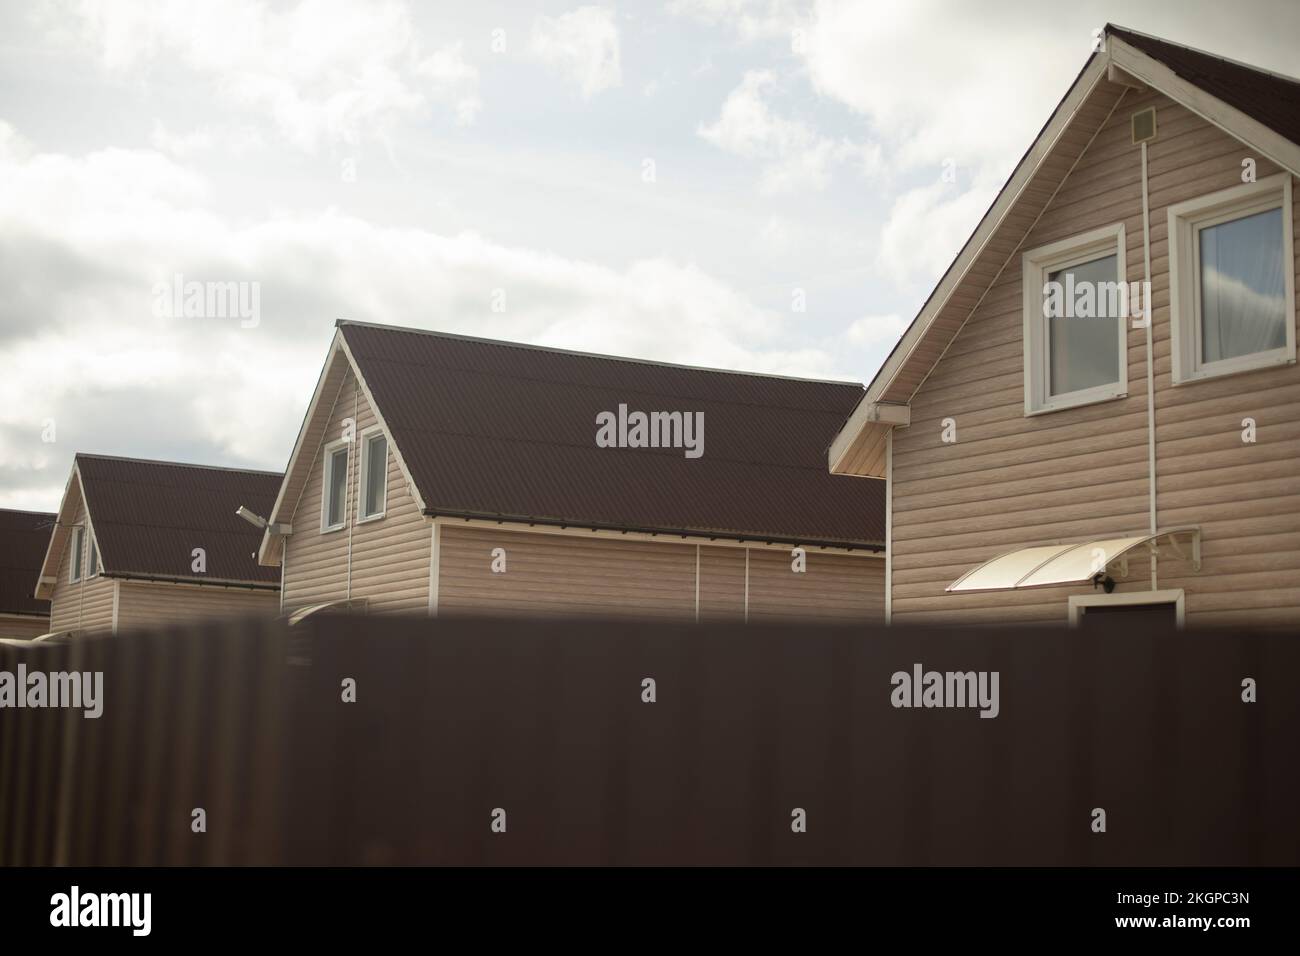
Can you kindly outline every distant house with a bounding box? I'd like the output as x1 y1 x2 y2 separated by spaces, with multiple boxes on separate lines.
35 455 282 635
0 509 56 640
830 25 1300 628
257 320 885 622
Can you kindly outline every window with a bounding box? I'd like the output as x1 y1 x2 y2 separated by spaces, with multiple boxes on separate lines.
322 441 349 532
87 532 99 577
1022 223 1128 415
1168 172 1295 383
70 526 84 582
358 428 388 521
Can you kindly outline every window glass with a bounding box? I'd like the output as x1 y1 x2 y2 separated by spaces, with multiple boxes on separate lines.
327 446 348 527
1199 207 1286 364
1046 253 1120 396
363 434 387 518
87 535 98 576
71 527 84 580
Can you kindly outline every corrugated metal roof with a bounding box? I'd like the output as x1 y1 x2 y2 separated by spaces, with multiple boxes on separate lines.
0 509 56 616
1109 26 1300 148
340 322 885 548
77 455 282 585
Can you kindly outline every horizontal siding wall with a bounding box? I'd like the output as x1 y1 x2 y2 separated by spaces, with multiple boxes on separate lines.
48 480 114 635
281 365 431 616
892 86 1300 627
116 581 279 631
0 616 51 640
439 524 884 623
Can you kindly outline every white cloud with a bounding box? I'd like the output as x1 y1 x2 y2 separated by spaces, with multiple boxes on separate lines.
876 176 998 286
63 0 483 150
0 128 856 508
668 0 807 42
530 6 622 99
844 313 906 348
699 70 880 194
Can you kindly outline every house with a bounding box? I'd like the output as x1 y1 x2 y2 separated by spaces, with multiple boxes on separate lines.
35 455 282 635
257 320 886 622
0 509 56 640
829 25 1300 628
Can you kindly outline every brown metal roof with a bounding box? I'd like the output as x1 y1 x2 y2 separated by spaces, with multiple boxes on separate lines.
1108 25 1300 147
0 509 56 617
339 322 885 548
77 455 282 586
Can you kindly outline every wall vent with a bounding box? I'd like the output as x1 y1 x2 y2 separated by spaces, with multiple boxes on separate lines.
1131 107 1157 145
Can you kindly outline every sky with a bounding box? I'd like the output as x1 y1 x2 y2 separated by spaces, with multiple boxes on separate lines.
2 0 1298 511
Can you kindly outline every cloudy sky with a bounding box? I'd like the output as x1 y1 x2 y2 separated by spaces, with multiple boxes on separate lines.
2 0 1298 511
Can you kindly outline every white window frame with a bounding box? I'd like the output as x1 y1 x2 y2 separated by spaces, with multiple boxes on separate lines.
1168 172 1296 384
1068 588 1185 629
69 525 84 582
357 426 388 523
321 438 350 533
1022 222 1129 415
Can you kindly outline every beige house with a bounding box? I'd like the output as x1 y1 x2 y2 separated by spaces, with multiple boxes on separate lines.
257 320 886 623
831 25 1300 628
0 509 55 640
35 455 282 635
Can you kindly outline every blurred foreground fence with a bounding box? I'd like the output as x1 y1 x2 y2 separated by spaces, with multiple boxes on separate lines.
2 615 1298 865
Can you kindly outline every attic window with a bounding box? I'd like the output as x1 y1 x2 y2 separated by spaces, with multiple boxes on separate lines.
1021 223 1129 415
1167 173 1295 383
358 428 388 521
70 526 84 582
87 533 99 578
322 441 349 532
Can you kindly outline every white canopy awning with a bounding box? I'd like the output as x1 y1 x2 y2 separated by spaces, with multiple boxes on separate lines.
947 527 1201 593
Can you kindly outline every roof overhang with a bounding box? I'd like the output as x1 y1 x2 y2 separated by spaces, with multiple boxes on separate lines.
829 26 1300 475
947 527 1201 593
828 402 909 478
34 462 86 600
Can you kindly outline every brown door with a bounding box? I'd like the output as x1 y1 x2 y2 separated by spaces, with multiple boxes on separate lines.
1077 601 1178 631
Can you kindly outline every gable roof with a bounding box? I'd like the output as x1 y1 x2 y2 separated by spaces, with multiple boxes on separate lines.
0 509 56 617
830 24 1300 477
265 320 885 555
37 455 282 596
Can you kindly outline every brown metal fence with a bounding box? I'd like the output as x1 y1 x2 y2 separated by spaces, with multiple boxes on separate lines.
2 615 1297 865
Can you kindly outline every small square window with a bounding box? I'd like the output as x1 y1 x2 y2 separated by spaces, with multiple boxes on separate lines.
1168 172 1296 384
322 442 349 532
358 430 388 521
1022 223 1129 415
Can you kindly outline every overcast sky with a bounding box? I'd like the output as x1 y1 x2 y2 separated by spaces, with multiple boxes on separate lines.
2 0 1298 512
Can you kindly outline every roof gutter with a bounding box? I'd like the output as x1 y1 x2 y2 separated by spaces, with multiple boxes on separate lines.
422 507 885 553
101 571 281 591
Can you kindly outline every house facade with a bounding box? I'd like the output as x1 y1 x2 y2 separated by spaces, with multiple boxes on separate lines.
831 26 1300 628
259 321 886 623
35 455 282 635
0 510 56 640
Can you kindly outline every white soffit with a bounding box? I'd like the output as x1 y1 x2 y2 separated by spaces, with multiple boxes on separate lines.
947 528 1201 593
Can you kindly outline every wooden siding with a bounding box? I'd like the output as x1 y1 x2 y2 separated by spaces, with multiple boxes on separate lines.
115 581 278 631
281 364 431 615
439 524 884 623
0 615 50 641
891 88 1300 627
47 479 114 635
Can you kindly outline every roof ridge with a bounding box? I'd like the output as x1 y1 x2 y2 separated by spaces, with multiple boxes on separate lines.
336 318 865 389
75 452 283 478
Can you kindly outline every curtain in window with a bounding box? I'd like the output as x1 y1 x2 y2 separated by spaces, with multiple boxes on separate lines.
1200 207 1286 363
